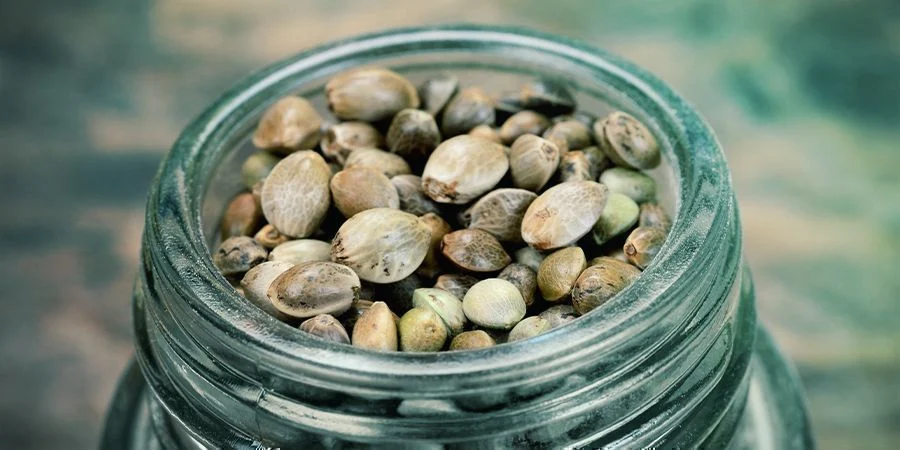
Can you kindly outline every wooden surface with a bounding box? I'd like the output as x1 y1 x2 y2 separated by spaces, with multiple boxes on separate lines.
0 1 897 448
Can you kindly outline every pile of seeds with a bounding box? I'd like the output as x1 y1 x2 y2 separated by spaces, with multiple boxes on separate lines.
212 67 671 352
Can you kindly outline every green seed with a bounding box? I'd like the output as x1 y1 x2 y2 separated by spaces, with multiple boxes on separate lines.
499 110 551 145
220 192 263 239
386 108 441 160
498 263 538 307
268 239 332 265
441 87 496 136
299 314 351 344
592 192 640 245
462 278 526 330
252 96 322 153
639 202 672 231
433 274 479 300
412 288 466 336
539 305 578 328
571 258 641 315
399 307 448 352
352 301 399 351
213 236 268 276
441 229 511 273
267 261 359 318
449 330 496 351
623 226 667 269
241 152 281 189
537 246 587 302
596 111 660 170
508 316 552 342
599 167 657 204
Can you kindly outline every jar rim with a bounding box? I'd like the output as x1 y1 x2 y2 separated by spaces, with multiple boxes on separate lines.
145 25 732 387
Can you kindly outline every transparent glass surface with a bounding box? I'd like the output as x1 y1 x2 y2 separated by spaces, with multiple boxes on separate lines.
101 25 813 449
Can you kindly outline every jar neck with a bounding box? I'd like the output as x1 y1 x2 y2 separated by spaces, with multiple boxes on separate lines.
133 25 753 448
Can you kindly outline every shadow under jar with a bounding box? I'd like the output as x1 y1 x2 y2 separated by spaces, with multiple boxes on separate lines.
101 26 813 449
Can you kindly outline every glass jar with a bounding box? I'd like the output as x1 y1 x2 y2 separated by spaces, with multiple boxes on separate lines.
101 26 813 449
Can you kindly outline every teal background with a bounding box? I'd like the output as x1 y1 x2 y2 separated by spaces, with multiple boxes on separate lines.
0 1 897 448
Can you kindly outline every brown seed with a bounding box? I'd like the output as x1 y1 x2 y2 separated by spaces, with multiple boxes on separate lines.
299 314 351 344
464 188 537 243
330 167 399 218
417 213 452 278
398 307 448 352
220 192 262 239
449 330 496 351
418 75 458 116
352 301 399 351
326 67 419 122
509 135 561 192
267 261 360 318
639 202 672 231
320 121 384 165
499 110 551 145
252 96 323 153
341 299 374 331
543 120 592 152
213 236 268 276
441 229 511 273
623 226 667 269
498 263 538 307
386 108 441 160
433 274 479 300
390 174 440 216
260 151 331 238
557 150 592 183
253 224 290 249
537 247 587 302
521 181 609 251
571 258 641 315
467 124 502 143
241 152 281 189
596 111 661 170
441 87 496 136
421 135 509 204
344 148 412 178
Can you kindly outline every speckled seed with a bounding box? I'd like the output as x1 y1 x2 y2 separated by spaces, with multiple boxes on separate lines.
399 307 448 352
639 202 672 231
213 236 268 276
330 167 399 218
583 145 611 177
351 301 398 351
498 263 538 307
331 208 431 283
414 213 450 278
412 288 466 336
421 135 509 204
418 75 458 116
252 96 323 153
462 278 527 330
326 67 419 122
539 305 579 329
441 87 496 136
509 134 560 192
220 192 262 239
260 151 331 238
592 192 640 245
537 247 587 302
239 261 295 321
344 148 412 178
241 152 281 189
386 108 441 160
320 121 384 165
254 224 290 249
558 150 592 183
340 299 373 332
521 181 609 251
433 274 479 300
467 125 502 143
596 111 661 170
543 120 592 152
499 110 551 145
267 262 359 318
464 188 537 243
441 229 511 273
299 314 351 344
268 239 332 265
449 330 496 351
599 167 657 204
508 316 552 342
390 174 440 216
514 246 545 272
571 258 641 315
624 226 667 269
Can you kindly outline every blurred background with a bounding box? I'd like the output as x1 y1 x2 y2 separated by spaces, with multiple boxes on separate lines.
0 0 897 448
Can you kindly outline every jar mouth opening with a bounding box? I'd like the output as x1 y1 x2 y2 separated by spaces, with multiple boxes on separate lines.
148 25 730 380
